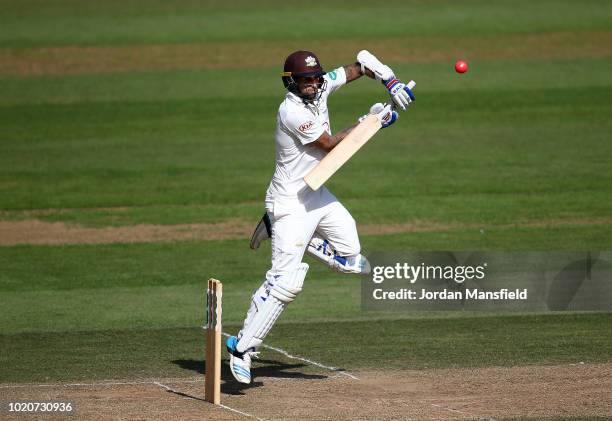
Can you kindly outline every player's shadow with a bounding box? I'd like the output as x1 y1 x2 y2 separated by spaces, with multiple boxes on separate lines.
172 358 328 395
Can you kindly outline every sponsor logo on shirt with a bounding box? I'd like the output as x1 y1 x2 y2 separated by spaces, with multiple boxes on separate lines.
299 121 314 132
328 71 337 80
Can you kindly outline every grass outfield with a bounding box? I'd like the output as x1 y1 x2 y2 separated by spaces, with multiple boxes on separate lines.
2 314 611 383
1 0 611 395
2 63 611 217
1 0 610 47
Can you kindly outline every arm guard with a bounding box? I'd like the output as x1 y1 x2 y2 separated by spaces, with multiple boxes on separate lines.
357 50 394 81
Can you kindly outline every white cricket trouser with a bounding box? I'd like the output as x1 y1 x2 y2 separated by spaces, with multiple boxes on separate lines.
235 187 361 351
266 186 360 275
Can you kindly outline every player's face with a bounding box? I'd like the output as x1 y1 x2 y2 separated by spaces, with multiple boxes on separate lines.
296 76 320 99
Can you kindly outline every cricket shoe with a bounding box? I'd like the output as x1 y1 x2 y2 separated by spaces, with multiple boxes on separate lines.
226 336 258 384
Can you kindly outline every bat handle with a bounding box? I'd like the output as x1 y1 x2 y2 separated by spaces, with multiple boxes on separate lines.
407 80 416 89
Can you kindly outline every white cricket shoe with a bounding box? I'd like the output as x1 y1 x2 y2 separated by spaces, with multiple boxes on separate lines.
226 336 258 384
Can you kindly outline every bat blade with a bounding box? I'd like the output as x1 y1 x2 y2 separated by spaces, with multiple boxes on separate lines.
304 80 415 191
304 114 381 190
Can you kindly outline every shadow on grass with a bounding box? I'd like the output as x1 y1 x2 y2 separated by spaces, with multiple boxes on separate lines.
172 358 327 395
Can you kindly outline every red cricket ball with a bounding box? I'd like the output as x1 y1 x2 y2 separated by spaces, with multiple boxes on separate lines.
455 60 468 73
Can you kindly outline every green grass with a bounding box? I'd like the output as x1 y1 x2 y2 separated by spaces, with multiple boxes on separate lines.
2 313 611 383
0 0 611 387
1 238 611 384
1 0 610 47
1 234 611 336
2 78 610 222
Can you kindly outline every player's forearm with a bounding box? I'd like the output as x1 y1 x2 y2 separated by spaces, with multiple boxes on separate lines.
343 62 375 83
313 123 359 152
327 123 359 151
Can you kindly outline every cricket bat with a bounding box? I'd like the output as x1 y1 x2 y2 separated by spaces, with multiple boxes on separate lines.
304 81 415 191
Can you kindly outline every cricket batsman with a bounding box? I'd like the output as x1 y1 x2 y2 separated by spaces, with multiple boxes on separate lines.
226 50 415 383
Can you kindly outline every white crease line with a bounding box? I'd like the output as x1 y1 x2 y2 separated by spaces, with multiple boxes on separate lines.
259 342 359 380
217 330 359 380
154 382 264 420
218 403 265 421
0 378 204 389
154 381 178 392
430 403 472 417
0 380 157 389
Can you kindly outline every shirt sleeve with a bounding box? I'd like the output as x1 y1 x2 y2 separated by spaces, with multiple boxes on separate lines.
323 66 347 94
282 111 326 146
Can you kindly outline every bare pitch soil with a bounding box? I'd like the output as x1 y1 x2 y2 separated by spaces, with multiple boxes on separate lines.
2 363 611 420
0 218 460 245
1 31 611 76
2 217 612 246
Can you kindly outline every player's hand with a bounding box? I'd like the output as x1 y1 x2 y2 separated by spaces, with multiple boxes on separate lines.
383 78 415 111
361 103 398 129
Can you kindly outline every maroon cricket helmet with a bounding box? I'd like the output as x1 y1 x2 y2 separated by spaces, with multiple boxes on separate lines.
281 50 327 101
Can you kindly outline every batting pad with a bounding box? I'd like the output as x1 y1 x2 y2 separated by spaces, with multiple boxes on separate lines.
236 263 309 353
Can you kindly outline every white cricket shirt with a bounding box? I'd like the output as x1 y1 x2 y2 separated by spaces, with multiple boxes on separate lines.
266 67 347 201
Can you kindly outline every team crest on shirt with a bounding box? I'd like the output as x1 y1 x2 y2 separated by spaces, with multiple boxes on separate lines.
299 121 314 132
305 56 317 67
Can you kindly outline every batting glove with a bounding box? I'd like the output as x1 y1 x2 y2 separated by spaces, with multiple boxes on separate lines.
359 103 398 129
383 78 415 111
